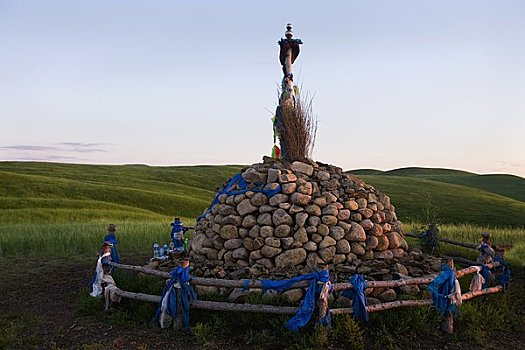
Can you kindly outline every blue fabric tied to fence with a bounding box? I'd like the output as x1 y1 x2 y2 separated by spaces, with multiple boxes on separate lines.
262 270 331 332
494 257 511 290
480 264 492 289
197 173 282 222
102 234 120 264
341 274 369 321
156 266 197 329
428 265 458 316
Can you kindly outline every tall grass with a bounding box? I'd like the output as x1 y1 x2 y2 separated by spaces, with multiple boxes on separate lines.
0 219 193 257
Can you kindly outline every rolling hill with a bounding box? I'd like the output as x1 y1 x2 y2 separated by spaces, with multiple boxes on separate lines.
349 167 525 203
1 162 524 227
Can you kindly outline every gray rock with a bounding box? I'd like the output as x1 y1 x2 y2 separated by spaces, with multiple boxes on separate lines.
337 209 351 221
260 226 274 238
374 250 394 260
279 203 291 210
332 254 346 265
366 235 379 250
283 289 304 303
264 237 281 248
386 231 401 248
297 182 313 195
319 236 337 249
356 198 368 209
305 204 321 216
317 224 329 236
259 205 276 214
290 193 311 206
242 169 267 183
293 227 308 243
359 219 374 231
335 239 351 254
243 238 254 251
272 209 293 226
399 285 420 296
257 213 273 226
258 258 274 270
275 248 307 268
281 183 297 194
224 238 243 250
248 225 260 238
253 237 265 250
322 215 338 226
232 247 249 260
274 224 292 238
394 263 409 275
344 200 359 210
267 168 281 183
311 233 323 243
222 215 243 226
346 223 366 242
281 237 295 249
308 215 321 226
322 204 339 216
279 173 297 183
242 215 257 228
261 245 282 258
220 225 239 239
306 252 323 268
376 235 390 251
350 242 366 256
289 204 304 214
269 193 289 206
313 197 327 207
378 289 397 302
370 223 383 236
291 161 314 176
250 193 268 207
316 170 330 181
295 212 308 228
319 246 336 262
303 241 318 251
329 226 345 240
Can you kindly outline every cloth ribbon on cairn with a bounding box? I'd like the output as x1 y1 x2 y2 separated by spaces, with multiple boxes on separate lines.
197 173 281 222
262 269 332 331
341 274 369 321
427 264 462 316
156 265 197 329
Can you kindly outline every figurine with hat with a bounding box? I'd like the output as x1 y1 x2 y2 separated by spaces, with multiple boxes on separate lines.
102 223 120 264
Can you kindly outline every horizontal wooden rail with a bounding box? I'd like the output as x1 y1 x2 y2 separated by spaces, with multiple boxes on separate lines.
114 289 299 314
110 261 500 293
114 285 504 316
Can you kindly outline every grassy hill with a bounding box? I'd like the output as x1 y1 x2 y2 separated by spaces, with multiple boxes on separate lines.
1 162 524 227
0 162 241 224
349 167 525 204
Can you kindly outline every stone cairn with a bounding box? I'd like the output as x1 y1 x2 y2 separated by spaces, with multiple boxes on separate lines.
190 157 442 302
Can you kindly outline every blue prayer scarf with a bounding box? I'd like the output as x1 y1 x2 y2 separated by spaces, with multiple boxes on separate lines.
262 270 331 331
103 234 120 264
428 265 457 316
341 274 369 321
156 266 197 329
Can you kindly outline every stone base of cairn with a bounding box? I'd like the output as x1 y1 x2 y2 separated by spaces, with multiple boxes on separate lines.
190 157 441 302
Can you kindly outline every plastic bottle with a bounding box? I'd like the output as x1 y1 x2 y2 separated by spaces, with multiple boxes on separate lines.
159 245 165 257
163 245 169 256
183 237 189 251
169 241 175 253
153 242 160 259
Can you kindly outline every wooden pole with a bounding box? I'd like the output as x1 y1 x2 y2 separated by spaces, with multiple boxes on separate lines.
405 232 478 250
114 289 300 315
110 261 500 292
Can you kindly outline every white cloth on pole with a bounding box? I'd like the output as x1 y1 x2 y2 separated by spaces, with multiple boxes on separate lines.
90 252 111 298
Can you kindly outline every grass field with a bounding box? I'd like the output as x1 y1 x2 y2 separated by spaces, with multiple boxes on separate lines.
1 161 524 349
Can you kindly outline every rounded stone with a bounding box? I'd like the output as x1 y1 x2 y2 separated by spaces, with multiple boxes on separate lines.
250 192 268 207
329 226 345 240
317 224 330 236
359 219 374 231
290 193 311 206
260 226 274 238
224 238 243 250
303 241 318 251
335 239 351 254
318 246 336 262
269 194 289 206
272 209 293 226
242 215 257 228
261 245 282 258
305 205 321 216
350 242 366 256
220 225 239 239
264 237 281 248
293 227 308 244
322 215 338 226
319 236 337 249
274 224 292 238
295 212 308 228
275 248 307 268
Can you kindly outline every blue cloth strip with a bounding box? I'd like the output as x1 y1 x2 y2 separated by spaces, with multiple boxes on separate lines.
262 270 330 332
428 265 457 316
341 274 369 321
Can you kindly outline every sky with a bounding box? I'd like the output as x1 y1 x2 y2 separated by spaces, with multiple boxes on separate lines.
1 0 524 177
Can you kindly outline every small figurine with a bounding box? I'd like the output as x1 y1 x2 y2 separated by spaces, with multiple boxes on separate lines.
477 232 495 264
171 218 191 252
103 224 120 263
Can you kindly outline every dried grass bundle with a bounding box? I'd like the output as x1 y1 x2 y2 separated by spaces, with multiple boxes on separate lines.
275 92 318 162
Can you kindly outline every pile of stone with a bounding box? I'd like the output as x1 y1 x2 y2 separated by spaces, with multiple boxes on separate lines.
190 157 435 283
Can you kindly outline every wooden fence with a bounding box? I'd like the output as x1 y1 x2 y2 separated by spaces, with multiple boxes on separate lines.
107 260 504 333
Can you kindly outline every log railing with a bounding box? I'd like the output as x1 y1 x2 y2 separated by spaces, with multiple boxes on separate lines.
107 260 504 331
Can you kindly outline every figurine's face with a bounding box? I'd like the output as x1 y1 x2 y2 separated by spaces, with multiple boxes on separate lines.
180 260 190 268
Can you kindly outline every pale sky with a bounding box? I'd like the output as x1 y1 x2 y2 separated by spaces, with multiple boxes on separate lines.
1 1 524 177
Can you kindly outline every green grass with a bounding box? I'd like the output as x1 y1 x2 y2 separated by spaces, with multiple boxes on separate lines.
350 166 525 203
359 175 525 227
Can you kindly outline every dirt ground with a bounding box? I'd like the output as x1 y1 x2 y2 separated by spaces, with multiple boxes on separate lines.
0 256 523 350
